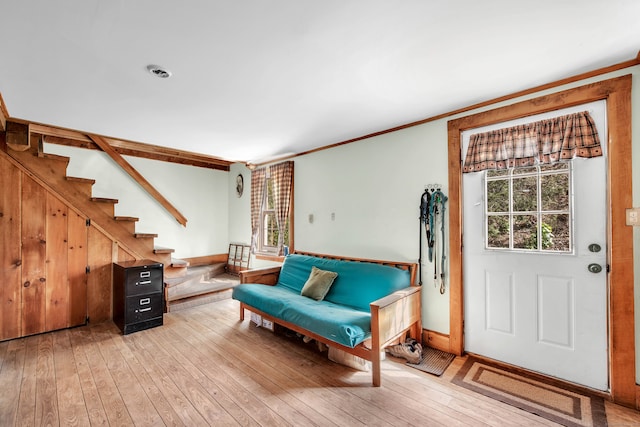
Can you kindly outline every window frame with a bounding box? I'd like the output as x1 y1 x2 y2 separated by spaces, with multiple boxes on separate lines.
483 162 574 254
254 169 293 259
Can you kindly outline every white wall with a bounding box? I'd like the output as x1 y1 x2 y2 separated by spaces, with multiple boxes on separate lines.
44 143 229 259
236 66 640 379
228 162 252 246
294 125 451 332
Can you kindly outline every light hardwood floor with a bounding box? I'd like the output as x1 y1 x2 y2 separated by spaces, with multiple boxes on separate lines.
1 298 639 426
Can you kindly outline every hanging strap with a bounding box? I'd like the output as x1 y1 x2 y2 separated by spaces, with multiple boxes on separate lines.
418 190 430 286
427 193 436 262
430 190 448 294
438 191 447 294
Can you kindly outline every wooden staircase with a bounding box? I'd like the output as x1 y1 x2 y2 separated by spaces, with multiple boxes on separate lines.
2 138 191 286
2 127 245 314
0 115 242 333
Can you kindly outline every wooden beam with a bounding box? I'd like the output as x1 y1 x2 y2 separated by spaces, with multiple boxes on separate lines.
30 123 92 144
0 92 8 132
29 122 231 170
5 120 30 152
88 134 188 227
104 137 231 170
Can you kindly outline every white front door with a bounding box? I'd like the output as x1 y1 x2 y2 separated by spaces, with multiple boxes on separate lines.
462 102 608 391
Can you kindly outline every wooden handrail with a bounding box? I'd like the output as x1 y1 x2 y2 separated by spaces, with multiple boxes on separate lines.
88 134 188 227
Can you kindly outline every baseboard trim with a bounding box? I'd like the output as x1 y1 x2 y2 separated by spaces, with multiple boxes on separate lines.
422 329 452 353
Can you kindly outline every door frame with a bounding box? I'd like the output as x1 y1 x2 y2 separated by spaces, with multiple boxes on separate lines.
447 75 635 406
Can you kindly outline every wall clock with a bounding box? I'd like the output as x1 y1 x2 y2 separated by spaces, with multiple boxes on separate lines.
236 174 244 197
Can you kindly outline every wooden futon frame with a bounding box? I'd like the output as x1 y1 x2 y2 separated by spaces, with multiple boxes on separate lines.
238 251 422 386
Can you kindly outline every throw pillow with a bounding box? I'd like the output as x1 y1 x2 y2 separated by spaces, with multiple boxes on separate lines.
300 266 338 301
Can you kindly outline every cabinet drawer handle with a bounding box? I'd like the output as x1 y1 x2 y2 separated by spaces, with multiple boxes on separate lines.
138 307 151 313
140 271 151 278
138 280 152 286
140 298 151 305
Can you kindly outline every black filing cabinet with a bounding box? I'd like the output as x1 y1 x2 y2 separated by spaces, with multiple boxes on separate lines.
113 260 164 334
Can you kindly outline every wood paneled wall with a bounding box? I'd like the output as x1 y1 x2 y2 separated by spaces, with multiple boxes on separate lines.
1 153 123 341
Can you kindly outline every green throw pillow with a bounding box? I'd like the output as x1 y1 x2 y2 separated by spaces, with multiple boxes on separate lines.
300 266 338 301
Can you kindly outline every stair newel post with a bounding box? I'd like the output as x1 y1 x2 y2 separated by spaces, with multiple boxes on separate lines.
5 120 30 152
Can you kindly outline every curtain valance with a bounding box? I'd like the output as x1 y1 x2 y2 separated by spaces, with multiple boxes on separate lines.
463 111 602 173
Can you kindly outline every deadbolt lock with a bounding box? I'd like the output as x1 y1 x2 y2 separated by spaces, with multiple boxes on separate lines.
588 243 602 253
588 263 603 273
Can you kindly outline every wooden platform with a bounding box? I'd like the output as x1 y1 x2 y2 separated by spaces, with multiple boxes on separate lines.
165 263 240 312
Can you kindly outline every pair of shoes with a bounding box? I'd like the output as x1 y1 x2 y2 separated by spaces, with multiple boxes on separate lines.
404 338 422 356
386 340 422 364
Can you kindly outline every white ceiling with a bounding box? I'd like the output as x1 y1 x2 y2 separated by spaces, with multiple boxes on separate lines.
1 1 639 163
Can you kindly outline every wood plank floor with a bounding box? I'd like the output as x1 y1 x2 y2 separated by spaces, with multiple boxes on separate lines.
1 298 639 426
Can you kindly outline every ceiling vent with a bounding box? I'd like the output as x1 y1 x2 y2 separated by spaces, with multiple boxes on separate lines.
146 65 172 79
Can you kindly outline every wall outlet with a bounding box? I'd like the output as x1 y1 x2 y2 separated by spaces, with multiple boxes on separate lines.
626 208 640 226
261 319 274 331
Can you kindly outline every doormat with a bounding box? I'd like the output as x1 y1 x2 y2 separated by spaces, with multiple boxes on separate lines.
452 357 607 427
406 347 456 376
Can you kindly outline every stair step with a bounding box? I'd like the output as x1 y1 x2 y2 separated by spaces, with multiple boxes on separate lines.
167 274 239 302
90 197 118 216
113 216 139 233
91 197 118 204
166 289 233 312
39 152 70 163
164 263 227 289
66 176 96 185
115 216 139 222
166 269 239 312
134 233 158 239
153 247 175 254
170 258 188 267
65 176 96 197
163 257 188 279
39 152 70 175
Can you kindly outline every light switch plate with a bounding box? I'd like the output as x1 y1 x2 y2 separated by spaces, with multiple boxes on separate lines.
626 208 640 226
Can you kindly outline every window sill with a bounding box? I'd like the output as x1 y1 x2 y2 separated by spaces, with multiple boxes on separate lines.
255 253 285 263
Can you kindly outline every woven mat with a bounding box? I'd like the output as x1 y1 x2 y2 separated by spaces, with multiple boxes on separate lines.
406 347 456 376
452 357 607 427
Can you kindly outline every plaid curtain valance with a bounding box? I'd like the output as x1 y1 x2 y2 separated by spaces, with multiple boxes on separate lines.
463 111 602 173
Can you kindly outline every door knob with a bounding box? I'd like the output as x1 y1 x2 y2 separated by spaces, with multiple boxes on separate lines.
588 263 602 273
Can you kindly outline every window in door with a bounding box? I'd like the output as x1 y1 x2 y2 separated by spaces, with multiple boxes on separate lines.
485 162 572 252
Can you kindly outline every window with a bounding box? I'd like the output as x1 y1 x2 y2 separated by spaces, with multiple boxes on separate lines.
485 163 572 252
250 161 293 257
259 176 290 253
